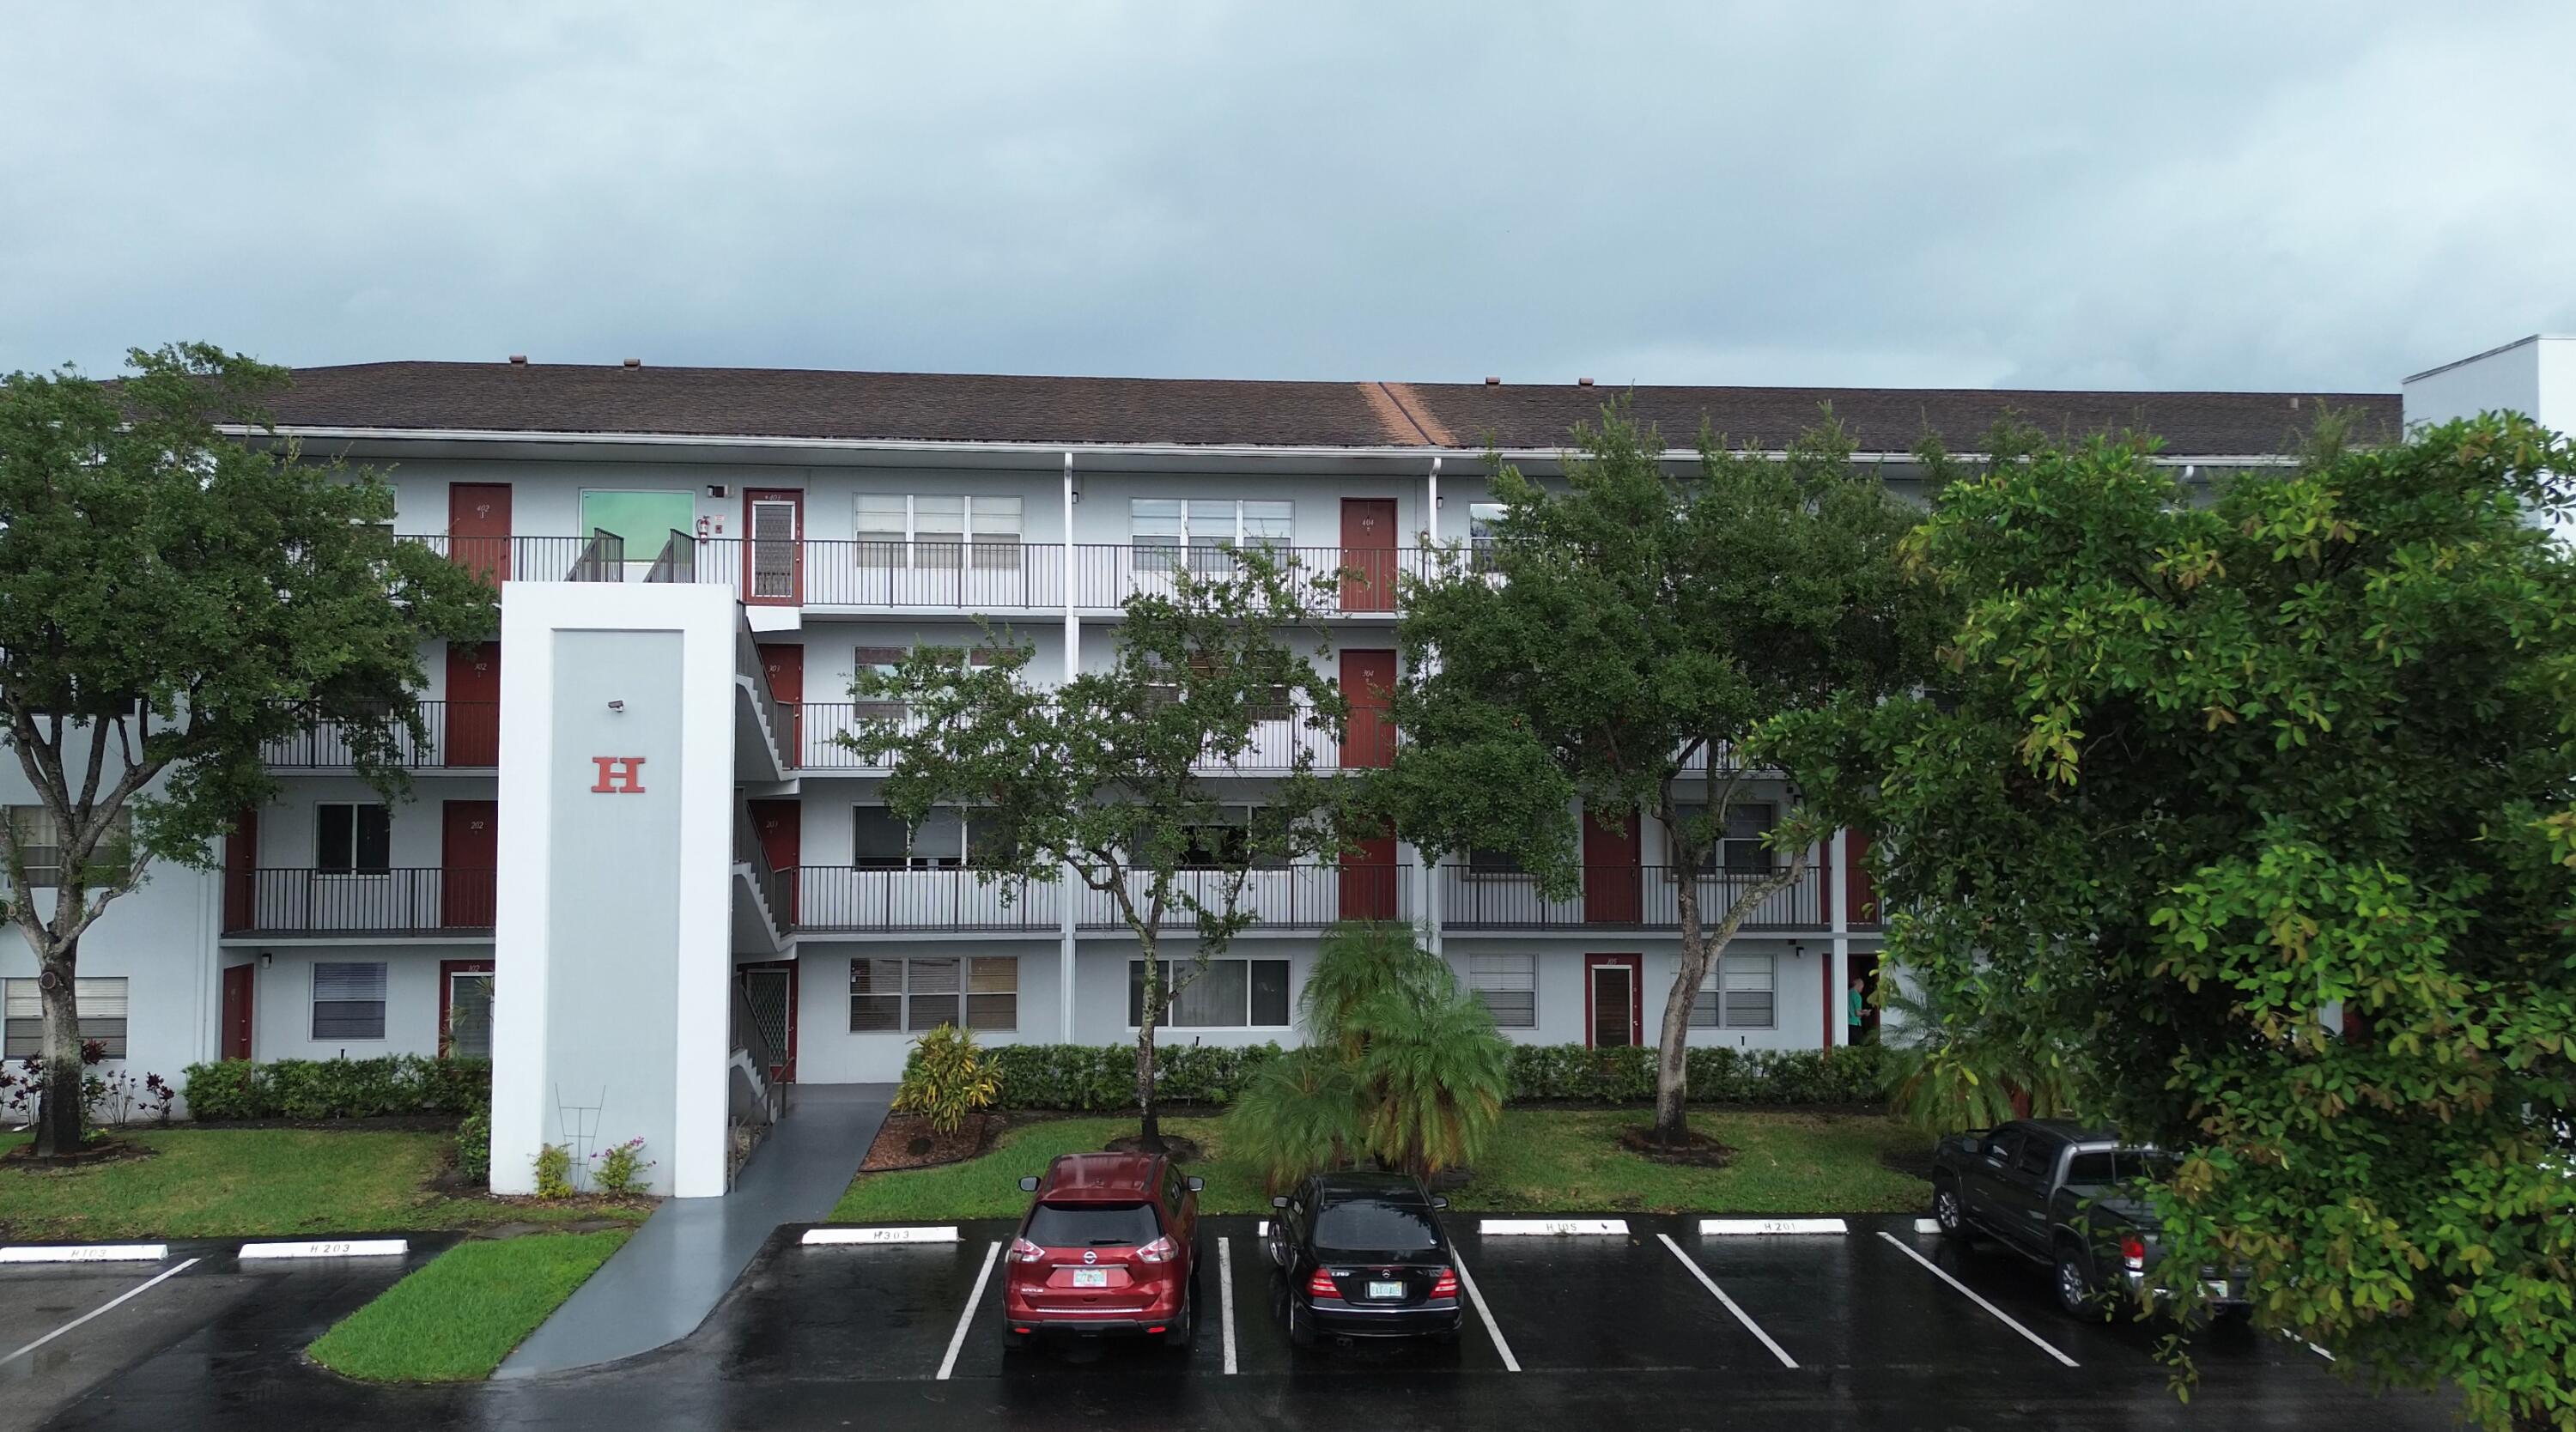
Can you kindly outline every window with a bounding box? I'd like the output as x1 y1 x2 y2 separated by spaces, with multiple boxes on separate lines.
1165 804 1288 870
446 968 495 1059
853 807 1011 868
2011 1133 2058 1180
849 956 1016 1033
5 806 132 888
1467 954 1536 1028
578 490 695 560
1689 953 1777 1028
1468 502 1508 571
316 804 392 875
1680 803 1777 876
1465 846 1525 877
312 962 388 1041
3 976 128 1058
1129 498 1294 571
856 495 1024 569
1128 958 1291 1028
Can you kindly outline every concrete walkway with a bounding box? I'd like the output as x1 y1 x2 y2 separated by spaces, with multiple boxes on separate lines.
498 1083 892 1378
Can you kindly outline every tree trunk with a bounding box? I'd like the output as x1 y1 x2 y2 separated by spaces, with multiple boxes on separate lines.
1654 875 1710 1145
33 945 83 1157
1133 935 1164 1152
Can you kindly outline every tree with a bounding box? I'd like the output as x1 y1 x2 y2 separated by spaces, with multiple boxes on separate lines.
0 345 497 1156
848 550 1350 1150
1379 404 1941 1144
1777 416 2576 1431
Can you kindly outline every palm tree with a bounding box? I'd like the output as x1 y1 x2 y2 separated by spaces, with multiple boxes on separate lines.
1877 976 2081 1133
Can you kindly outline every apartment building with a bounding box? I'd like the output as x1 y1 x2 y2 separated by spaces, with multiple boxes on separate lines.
15 346 2506 1196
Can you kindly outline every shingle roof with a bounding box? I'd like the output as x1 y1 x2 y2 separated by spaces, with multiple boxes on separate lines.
264 361 2401 458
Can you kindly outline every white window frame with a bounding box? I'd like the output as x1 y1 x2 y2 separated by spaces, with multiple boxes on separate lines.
445 968 495 1059
848 956 1017 1034
1127 956 1295 1030
1690 952 1777 1029
854 495 1024 569
315 803 392 876
5 806 132 889
3 976 129 1059
1466 954 1537 1029
851 805 1009 869
1468 501 1509 571
312 961 389 1042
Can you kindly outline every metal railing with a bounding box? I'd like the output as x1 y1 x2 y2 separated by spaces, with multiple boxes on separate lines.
220 868 498 935
790 702 1335 773
1437 864 1826 931
645 528 696 583
737 616 790 772
790 866 1062 932
410 532 639 585
1066 543 1440 615
735 806 792 931
1075 864 1403 931
260 701 501 768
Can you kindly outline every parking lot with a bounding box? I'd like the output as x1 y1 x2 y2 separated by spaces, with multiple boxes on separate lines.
0 1238 447 1432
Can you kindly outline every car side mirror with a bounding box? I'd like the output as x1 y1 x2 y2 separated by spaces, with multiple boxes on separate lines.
1185 1176 1204 1192
1018 1175 1040 1192
1271 1195 1290 1210
1429 1195 1449 1211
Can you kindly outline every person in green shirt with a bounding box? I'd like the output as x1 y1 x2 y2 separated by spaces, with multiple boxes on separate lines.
1847 974 1869 1044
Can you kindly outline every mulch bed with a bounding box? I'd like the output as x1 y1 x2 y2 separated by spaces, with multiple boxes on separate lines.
0 1138 158 1171
860 1112 999 1173
1617 1126 1737 1168
1103 1132 1205 1162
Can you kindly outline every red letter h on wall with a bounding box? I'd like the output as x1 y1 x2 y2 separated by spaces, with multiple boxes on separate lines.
590 755 647 793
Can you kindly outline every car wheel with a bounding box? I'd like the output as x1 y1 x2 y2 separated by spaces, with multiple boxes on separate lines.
1287 1298 1317 1350
1002 1327 1033 1354
2054 1245 2105 1319
1165 1280 1198 1352
1932 1180 1971 1243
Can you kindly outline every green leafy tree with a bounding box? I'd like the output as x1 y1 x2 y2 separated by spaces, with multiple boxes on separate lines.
848 551 1349 1150
0 344 495 1156
1380 404 1942 1144
1778 416 2576 1430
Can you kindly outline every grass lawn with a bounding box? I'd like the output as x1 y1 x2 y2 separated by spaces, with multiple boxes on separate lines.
307 1230 630 1381
0 1130 651 1241
830 1108 1931 1222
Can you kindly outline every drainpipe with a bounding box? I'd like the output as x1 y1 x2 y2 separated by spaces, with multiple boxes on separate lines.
1060 451 1079 1044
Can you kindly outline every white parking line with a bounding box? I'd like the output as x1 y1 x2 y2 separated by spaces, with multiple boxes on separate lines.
1655 1234 1798 1369
1447 1250 1519 1373
936 1241 1001 1380
1874 1232 2078 1368
1217 1235 1238 1374
0 1258 200 1367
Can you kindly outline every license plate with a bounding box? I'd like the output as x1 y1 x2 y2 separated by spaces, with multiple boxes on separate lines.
1366 1280 1406 1299
1072 1268 1109 1288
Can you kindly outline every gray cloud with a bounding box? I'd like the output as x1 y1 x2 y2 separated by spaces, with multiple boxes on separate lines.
3 2 2567 395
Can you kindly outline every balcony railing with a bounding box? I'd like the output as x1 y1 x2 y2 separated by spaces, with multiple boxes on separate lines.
413 532 629 585
792 703 1336 773
1075 864 1403 931
221 868 497 936
261 701 501 769
1437 865 1826 931
791 867 1062 932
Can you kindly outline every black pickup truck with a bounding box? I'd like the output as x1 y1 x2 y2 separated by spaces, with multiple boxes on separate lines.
1929 1118 2249 1320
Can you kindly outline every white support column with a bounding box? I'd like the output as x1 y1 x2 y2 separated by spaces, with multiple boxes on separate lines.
1827 828 1850 1049
1060 452 1079 1043
1418 454 1443 957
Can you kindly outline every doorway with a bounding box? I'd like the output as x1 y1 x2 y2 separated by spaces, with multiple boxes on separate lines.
445 641 501 768
440 800 499 928
744 489 804 604
740 962 798 1083
1585 954 1641 1048
757 643 804 765
1339 498 1397 611
220 963 254 1060
440 960 495 1059
447 482 513 585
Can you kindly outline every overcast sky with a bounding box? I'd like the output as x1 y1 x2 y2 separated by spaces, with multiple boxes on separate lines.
3 3 2568 395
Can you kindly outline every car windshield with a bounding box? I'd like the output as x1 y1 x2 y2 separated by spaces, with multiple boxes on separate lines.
1025 1201 1160 1247
2064 1149 2177 1191
1312 1196 1439 1256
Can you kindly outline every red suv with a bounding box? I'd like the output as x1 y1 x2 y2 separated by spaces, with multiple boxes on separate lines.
1002 1152 1202 1350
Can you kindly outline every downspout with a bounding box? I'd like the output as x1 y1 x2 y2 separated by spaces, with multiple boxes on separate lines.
1420 455 1443 958
1060 451 1079 1044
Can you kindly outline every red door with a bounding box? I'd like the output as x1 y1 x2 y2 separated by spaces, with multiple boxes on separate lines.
1339 830 1398 922
747 798 800 923
1845 829 1878 925
758 643 804 766
446 642 501 768
441 800 498 928
1340 498 1398 612
744 489 804 605
220 964 254 1060
1340 650 1397 768
222 808 258 932
448 483 513 585
1584 954 1643 1048
1583 804 1641 924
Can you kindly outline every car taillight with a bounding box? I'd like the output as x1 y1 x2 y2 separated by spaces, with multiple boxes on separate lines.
1009 1237 1047 1264
1307 1267 1340 1299
1134 1236 1178 1264
2120 1235 2146 1272
1430 1267 1459 1298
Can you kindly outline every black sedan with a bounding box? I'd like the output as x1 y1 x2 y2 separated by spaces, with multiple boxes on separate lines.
1264 1171 1464 1346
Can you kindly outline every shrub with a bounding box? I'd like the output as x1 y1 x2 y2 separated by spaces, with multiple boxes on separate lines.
1230 1047 1363 1192
178 1059 267 1120
455 1101 492 1185
891 1023 1000 1133
533 1143 574 1198
178 1056 491 1121
591 1137 653 1196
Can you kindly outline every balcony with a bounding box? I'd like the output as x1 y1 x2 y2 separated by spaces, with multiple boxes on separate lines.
221 868 497 937
793 703 1338 774
790 867 1064 933
1437 865 1828 932
403 534 1453 616
261 701 501 769
1075 864 1402 931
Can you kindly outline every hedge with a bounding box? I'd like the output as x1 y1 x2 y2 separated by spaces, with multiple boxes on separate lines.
179 1056 491 1121
910 1040 1884 1111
